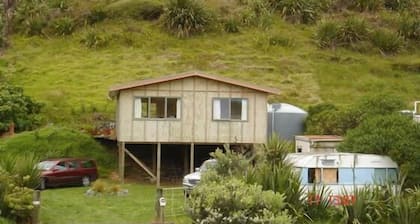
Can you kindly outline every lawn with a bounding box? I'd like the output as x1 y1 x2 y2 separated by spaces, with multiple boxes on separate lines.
40 183 190 224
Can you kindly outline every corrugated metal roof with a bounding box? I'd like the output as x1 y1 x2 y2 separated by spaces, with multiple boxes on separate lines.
295 135 343 142
286 152 398 168
108 71 279 97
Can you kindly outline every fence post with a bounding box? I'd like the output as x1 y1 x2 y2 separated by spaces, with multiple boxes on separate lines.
155 188 163 223
32 190 41 224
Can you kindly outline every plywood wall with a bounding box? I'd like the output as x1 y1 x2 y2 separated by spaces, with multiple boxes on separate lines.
116 76 268 144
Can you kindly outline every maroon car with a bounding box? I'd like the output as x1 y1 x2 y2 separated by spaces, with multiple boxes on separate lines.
37 158 98 189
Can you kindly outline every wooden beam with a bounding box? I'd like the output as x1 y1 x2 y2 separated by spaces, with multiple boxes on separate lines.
124 148 156 181
118 142 125 184
157 143 161 187
190 143 194 173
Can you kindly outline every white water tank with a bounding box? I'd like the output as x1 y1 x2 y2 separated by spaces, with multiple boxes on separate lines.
267 103 307 141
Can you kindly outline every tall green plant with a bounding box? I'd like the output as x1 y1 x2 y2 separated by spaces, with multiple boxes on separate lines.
162 0 214 38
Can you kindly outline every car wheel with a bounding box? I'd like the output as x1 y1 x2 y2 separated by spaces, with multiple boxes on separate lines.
39 178 46 190
82 176 91 187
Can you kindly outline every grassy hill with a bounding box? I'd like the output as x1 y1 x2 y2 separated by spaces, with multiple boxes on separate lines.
1 0 419 129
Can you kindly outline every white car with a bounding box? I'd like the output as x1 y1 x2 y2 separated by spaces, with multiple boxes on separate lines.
183 159 217 193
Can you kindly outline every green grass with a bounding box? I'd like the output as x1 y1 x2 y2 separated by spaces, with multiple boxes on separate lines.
1 12 419 129
40 183 190 224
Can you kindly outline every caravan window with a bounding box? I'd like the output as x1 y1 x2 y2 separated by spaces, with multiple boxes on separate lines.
388 168 398 183
355 168 374 184
339 168 353 184
323 168 338 184
308 168 321 184
374 168 387 184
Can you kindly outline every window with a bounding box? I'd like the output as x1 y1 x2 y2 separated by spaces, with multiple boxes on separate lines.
213 98 248 121
355 168 374 184
388 168 398 184
134 97 181 119
373 168 387 184
308 168 321 184
323 168 338 184
81 160 95 168
339 168 353 184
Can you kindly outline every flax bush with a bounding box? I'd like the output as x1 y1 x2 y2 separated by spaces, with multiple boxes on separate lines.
370 28 403 54
316 21 341 48
276 0 321 24
162 0 214 38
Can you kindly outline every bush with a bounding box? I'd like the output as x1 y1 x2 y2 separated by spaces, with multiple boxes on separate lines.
52 17 75 36
80 31 109 49
106 0 164 21
0 126 116 175
384 0 413 10
370 28 403 54
190 178 293 224
352 0 384 12
277 0 321 24
316 21 341 48
162 0 214 38
14 0 49 36
86 8 108 25
223 17 240 33
239 0 273 28
339 17 369 46
398 15 420 41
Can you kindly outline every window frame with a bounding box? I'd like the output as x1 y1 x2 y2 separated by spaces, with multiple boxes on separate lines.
133 97 181 120
212 97 248 121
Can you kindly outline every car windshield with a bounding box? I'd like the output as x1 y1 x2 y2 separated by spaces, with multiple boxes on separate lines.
37 161 57 170
200 160 217 172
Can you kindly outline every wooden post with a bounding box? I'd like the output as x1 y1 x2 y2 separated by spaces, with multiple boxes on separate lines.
152 145 157 174
118 142 125 184
184 145 189 174
32 190 41 224
157 143 161 187
190 143 194 173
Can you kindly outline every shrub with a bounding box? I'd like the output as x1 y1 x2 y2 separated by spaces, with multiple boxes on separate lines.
339 17 369 46
14 0 49 36
91 180 106 193
162 0 214 38
86 8 108 25
106 0 164 21
52 17 75 36
277 0 321 24
316 21 341 48
239 0 273 28
80 31 109 48
370 28 403 54
352 0 384 12
398 15 420 41
384 0 413 10
189 178 293 224
223 17 240 33
134 0 164 20
0 126 116 175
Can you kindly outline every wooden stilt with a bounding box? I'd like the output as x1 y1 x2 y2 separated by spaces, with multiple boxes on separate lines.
157 143 161 187
118 142 125 184
190 143 195 173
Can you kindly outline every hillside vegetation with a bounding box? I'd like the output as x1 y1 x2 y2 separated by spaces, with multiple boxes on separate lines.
0 0 419 129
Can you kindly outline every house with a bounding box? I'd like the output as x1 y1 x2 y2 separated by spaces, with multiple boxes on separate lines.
108 71 279 185
295 135 343 153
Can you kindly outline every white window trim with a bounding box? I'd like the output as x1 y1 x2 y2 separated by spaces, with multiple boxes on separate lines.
133 97 181 120
212 98 248 121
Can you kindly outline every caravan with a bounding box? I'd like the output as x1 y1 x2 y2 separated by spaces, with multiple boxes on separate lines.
286 152 398 204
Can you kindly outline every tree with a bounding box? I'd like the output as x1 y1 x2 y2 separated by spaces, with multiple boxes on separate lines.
305 93 405 135
1 0 18 51
0 83 43 133
339 114 420 187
